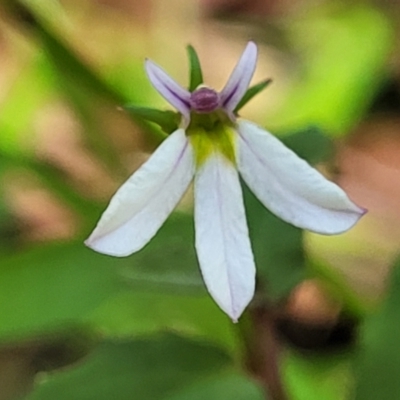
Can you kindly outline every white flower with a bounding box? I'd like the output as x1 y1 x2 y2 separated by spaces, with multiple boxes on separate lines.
85 42 365 321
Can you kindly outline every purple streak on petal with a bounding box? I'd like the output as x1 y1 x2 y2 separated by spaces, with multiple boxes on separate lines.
221 83 239 108
145 59 191 124
220 42 258 114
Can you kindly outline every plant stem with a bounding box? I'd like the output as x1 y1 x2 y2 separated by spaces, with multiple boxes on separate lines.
240 305 287 400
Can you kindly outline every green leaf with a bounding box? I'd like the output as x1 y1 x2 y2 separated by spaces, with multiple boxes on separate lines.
0 144 104 226
282 351 353 400
0 54 52 155
0 212 205 343
187 45 204 91
0 242 122 342
354 258 400 399
87 212 239 356
280 126 333 165
124 105 179 134
34 16 126 105
89 290 238 355
166 372 265 400
235 79 272 113
122 212 203 292
268 5 393 135
0 328 96 400
28 334 235 400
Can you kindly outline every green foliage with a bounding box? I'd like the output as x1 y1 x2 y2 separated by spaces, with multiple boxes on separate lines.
122 212 202 291
353 259 400 399
34 15 126 105
280 125 333 165
27 334 263 400
124 105 179 134
235 79 272 113
90 290 237 355
0 1 397 399
166 372 266 400
0 242 121 342
269 4 393 135
283 351 353 400
187 45 204 92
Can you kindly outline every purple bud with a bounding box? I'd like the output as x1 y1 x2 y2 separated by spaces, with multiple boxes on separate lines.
189 87 220 113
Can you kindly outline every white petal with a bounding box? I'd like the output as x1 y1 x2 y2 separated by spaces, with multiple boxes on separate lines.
194 153 256 321
86 129 194 256
236 120 366 234
145 59 191 124
220 42 258 114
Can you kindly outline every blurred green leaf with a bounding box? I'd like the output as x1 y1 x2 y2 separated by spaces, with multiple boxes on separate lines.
88 213 239 357
282 351 352 400
0 212 205 343
354 258 400 400
0 242 122 342
124 105 179 134
166 372 265 400
235 79 272 113
0 54 52 155
90 290 237 355
34 17 126 105
4 143 103 220
30 329 97 372
269 5 393 135
122 212 202 291
17 2 162 163
187 45 204 92
280 125 333 165
27 333 248 400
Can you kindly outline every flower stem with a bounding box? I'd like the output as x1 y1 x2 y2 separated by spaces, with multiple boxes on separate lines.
238 305 288 400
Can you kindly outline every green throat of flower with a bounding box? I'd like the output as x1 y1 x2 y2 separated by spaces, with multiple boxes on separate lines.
186 111 236 167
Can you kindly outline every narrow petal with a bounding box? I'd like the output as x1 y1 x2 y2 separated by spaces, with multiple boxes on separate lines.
237 120 366 234
86 129 194 256
145 59 191 125
220 42 258 115
194 152 256 321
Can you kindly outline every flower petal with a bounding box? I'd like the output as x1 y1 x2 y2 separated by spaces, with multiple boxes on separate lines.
236 120 366 234
85 129 194 256
220 42 258 116
145 59 191 125
194 152 256 321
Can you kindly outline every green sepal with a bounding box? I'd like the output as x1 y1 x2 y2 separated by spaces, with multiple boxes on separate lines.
187 45 204 92
234 79 272 113
124 105 180 134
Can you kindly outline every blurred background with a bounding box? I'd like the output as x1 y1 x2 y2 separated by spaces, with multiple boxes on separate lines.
1 0 400 399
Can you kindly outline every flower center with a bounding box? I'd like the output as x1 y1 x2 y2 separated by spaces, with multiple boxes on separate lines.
189 87 220 113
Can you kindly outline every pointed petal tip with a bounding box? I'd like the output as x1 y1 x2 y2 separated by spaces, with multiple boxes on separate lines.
84 235 136 258
84 234 98 250
223 306 244 323
314 201 367 236
360 206 368 216
144 58 191 117
236 120 368 236
220 41 258 113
